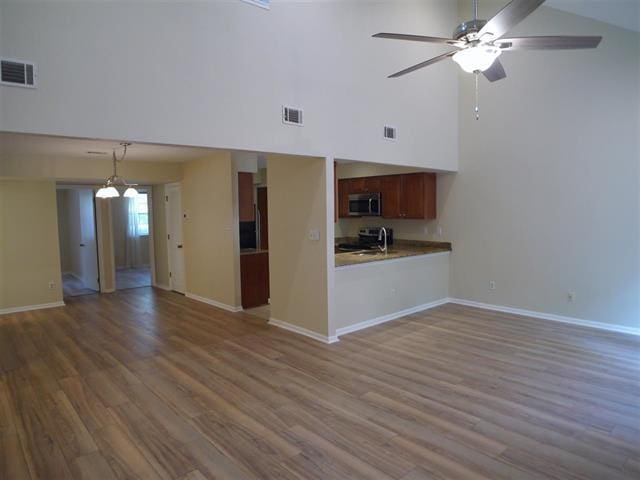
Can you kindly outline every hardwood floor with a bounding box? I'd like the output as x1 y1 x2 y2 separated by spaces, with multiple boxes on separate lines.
1 288 638 479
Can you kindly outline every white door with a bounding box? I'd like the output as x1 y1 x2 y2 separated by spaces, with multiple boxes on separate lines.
78 189 100 291
166 185 186 293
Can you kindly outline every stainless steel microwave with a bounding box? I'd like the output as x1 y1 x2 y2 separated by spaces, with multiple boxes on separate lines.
348 192 381 216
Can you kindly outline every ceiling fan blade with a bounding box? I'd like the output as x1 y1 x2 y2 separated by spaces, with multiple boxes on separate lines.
479 0 546 40
373 32 462 46
497 35 602 50
482 59 507 82
388 51 456 78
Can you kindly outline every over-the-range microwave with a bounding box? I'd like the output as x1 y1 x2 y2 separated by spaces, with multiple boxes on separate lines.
348 192 381 216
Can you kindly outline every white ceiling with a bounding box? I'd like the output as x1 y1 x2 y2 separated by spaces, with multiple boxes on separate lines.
0 132 218 163
546 0 640 32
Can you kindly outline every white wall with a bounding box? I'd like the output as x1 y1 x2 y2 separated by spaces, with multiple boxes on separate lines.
334 252 449 336
0 0 458 171
439 3 640 329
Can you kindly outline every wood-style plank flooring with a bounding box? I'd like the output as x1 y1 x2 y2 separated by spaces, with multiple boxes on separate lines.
1 288 638 479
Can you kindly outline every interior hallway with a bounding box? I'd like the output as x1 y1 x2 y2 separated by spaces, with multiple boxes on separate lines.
0 288 637 480
62 273 98 298
115 267 152 290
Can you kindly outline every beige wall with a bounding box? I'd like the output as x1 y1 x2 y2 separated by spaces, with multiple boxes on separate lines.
335 162 442 241
267 154 330 336
438 3 640 329
152 185 170 287
182 153 240 309
0 179 63 309
0 155 183 184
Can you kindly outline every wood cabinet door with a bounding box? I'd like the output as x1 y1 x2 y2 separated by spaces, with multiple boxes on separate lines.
349 177 366 193
238 172 255 221
240 252 269 309
364 177 382 193
381 176 401 219
401 173 425 219
422 172 437 219
338 179 350 218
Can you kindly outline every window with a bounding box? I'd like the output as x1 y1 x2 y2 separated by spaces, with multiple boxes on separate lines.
134 193 149 236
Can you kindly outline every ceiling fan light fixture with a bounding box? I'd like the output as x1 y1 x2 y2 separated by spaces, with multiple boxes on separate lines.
452 45 502 73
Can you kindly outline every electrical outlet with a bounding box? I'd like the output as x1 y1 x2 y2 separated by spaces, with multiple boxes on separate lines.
437 226 443 236
567 291 576 303
308 229 320 241
391 287 397 295
489 280 496 291
48 281 55 290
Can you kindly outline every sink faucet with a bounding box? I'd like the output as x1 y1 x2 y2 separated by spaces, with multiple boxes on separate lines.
378 227 388 254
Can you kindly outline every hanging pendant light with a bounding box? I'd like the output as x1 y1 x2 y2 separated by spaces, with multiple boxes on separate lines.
95 142 139 199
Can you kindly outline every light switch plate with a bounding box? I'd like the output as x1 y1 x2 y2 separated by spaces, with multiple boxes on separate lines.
308 229 320 241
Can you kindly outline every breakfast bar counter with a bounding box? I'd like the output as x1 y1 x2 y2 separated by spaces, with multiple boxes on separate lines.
335 240 451 267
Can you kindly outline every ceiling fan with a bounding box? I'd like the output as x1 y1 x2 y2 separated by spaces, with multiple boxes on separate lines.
373 0 602 116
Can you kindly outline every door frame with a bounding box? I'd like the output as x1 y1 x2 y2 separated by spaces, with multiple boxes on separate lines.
164 182 185 293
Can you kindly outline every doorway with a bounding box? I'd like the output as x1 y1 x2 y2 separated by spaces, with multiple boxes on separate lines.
238 169 270 312
56 187 100 298
166 184 186 293
111 189 152 290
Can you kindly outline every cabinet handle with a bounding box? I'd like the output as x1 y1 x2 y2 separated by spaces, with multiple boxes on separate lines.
177 245 183 249
79 243 85 247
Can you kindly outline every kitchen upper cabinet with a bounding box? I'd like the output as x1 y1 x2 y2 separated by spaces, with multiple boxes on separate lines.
400 173 435 219
385 172 436 219
238 172 255 222
381 176 401 218
336 172 436 220
349 177 381 193
338 179 350 218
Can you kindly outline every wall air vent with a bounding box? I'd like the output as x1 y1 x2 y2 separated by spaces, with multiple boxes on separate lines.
384 125 397 140
1 58 36 88
283 106 303 126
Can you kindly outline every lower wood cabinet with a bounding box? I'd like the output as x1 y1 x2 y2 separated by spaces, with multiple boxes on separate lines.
240 251 269 309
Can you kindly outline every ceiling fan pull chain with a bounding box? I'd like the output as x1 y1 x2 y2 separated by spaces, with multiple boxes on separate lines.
474 71 480 120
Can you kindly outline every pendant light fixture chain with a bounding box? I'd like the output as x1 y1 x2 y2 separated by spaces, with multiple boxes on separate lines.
96 142 138 199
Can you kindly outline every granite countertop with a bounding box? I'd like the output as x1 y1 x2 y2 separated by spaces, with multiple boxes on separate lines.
240 248 269 256
335 239 451 267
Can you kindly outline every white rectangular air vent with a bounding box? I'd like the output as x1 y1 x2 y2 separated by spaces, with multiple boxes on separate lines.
384 125 397 140
283 106 303 126
1 58 36 88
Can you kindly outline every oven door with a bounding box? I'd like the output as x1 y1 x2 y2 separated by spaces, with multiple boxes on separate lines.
348 193 381 216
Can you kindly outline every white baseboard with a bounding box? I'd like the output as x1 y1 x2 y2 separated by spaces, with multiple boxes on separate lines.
335 298 450 337
0 301 65 315
269 317 339 344
448 298 640 336
153 283 172 291
185 292 243 313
